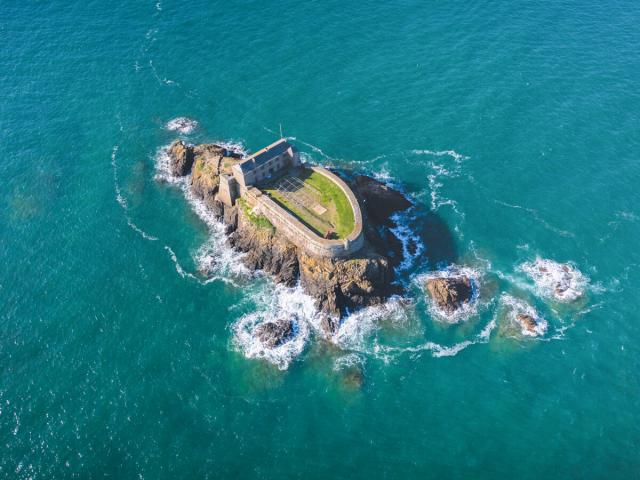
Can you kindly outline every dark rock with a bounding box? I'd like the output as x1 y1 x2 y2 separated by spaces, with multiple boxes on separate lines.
320 316 340 335
354 175 412 227
253 319 294 348
516 313 538 334
426 276 473 313
168 140 194 176
210 199 225 221
223 204 238 233
299 252 392 317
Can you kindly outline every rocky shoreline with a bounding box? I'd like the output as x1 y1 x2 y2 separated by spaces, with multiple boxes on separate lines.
165 140 412 333
164 140 584 350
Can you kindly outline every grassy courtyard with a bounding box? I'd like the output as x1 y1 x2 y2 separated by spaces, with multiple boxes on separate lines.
263 169 355 239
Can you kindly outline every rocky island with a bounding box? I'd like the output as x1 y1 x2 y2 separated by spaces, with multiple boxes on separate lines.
165 138 412 336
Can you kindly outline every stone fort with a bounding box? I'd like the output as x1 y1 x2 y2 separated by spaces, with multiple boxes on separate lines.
217 138 363 258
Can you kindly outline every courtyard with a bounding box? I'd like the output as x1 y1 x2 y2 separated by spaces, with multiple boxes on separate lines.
262 168 355 239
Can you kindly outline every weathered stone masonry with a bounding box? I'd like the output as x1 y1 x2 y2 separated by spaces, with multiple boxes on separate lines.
244 166 364 258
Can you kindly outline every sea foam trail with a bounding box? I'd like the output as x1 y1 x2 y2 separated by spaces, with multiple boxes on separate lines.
410 149 469 217
375 317 497 359
494 200 574 238
111 145 159 242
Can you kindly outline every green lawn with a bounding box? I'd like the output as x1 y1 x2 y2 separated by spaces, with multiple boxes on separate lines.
238 198 274 231
264 170 355 239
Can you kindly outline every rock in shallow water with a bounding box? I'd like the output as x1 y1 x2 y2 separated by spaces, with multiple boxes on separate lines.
516 313 538 334
253 319 294 348
426 276 473 314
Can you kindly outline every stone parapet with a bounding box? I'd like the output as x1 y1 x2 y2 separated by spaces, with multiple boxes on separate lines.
249 166 364 258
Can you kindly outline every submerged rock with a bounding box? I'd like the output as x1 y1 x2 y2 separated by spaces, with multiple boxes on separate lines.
167 140 194 176
342 366 364 390
253 319 294 348
521 258 587 302
426 276 473 314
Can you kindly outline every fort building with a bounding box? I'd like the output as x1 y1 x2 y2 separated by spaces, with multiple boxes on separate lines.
217 138 364 258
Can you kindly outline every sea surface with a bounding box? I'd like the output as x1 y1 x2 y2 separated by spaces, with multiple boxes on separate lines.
1 0 639 478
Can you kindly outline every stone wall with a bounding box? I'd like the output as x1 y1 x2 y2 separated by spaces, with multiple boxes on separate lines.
244 167 364 258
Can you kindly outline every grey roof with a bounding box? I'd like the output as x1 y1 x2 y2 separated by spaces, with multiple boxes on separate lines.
239 139 291 173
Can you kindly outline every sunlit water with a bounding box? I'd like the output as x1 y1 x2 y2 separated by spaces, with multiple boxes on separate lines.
1 0 639 478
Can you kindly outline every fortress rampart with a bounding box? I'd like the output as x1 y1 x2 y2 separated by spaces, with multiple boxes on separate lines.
244 166 364 258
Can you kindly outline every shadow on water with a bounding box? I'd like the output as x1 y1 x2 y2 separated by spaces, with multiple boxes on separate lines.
417 208 458 270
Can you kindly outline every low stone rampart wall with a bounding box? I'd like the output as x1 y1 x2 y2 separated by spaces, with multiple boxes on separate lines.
243 167 364 258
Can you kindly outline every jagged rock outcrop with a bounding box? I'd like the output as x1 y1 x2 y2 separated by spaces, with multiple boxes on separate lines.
253 319 294 348
354 175 412 227
190 144 224 207
426 276 473 313
516 313 538 334
189 143 243 208
228 204 299 286
166 140 413 326
168 140 194 176
298 251 393 322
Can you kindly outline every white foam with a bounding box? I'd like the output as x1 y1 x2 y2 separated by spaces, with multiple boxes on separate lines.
499 293 548 337
519 258 588 302
411 149 468 215
149 60 179 87
165 117 198 134
411 149 470 162
331 296 411 351
417 265 482 323
111 145 159 242
333 353 365 372
153 142 249 282
232 283 319 370
390 211 424 272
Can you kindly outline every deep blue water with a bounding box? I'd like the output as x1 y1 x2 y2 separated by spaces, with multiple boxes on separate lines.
1 0 639 478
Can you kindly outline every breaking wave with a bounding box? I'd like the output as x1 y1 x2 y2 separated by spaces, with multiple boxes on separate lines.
498 293 548 337
154 142 249 282
165 117 198 134
232 284 319 370
519 258 589 302
390 211 424 273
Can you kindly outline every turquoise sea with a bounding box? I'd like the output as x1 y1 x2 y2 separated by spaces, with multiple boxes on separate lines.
1 0 639 478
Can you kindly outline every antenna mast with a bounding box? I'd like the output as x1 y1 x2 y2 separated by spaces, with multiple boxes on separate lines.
279 123 283 139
